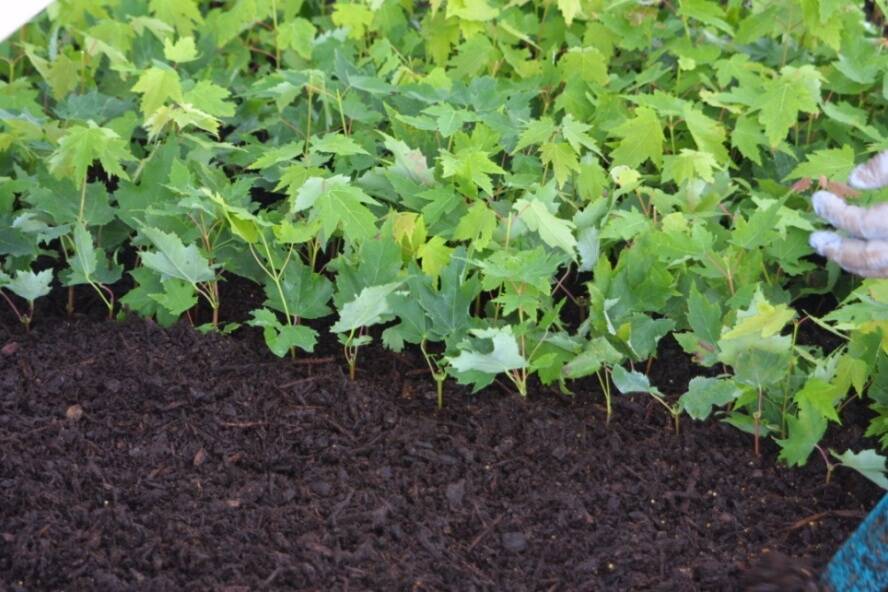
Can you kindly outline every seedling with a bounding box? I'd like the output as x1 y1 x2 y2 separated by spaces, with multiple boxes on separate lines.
0 269 52 331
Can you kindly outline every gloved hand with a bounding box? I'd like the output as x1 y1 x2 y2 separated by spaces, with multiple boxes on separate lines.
809 150 888 277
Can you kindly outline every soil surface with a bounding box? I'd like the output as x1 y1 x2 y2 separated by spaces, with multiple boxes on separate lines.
0 309 882 591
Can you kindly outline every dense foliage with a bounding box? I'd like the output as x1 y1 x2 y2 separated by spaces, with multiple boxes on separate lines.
1 0 887 487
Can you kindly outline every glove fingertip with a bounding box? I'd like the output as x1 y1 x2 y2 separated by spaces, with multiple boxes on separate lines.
809 231 841 256
848 151 888 190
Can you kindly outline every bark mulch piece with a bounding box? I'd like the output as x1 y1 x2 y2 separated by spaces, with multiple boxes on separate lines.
0 318 882 591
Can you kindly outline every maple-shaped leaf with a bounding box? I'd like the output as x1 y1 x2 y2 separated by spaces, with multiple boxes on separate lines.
756 65 822 147
417 235 454 282
562 337 623 379
48 122 133 184
513 196 577 257
331 3 374 39
559 47 608 85
662 149 718 184
785 146 855 182
331 282 402 334
423 103 476 138
452 201 497 250
413 248 480 339
149 0 202 35
248 142 305 170
448 326 526 375
446 0 499 21
68 223 97 282
131 66 184 116
3 268 52 304
163 36 198 63
679 377 742 421
683 106 729 164
183 81 236 118
439 146 506 195
277 18 316 60
144 103 220 139
149 279 197 316
381 133 435 186
557 0 584 25
831 449 888 490
610 107 664 169
561 114 599 155
541 142 581 188
513 117 557 153
313 184 380 242
777 399 827 467
721 288 795 340
311 133 369 156
731 115 765 166
139 226 215 285
248 308 317 357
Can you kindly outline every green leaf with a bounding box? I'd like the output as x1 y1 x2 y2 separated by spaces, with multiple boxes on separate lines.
785 146 855 182
332 3 375 39
777 400 828 467
131 66 184 116
139 226 215 285
831 449 888 490
662 149 717 184
562 337 623 379
721 288 795 340
557 0 584 24
248 142 305 170
277 18 316 60
683 105 729 164
414 249 480 339
513 117 556 153
48 122 133 184
423 104 475 138
731 115 765 166
679 377 742 420
149 0 203 35
540 142 580 188
314 184 380 242
264 261 333 320
150 279 197 316
331 282 403 334
311 133 369 156
448 326 526 375
559 47 608 85
382 133 435 186
248 308 318 357
756 65 821 147
417 236 454 281
610 107 664 169
183 81 236 118
561 114 599 155
794 378 842 423
612 365 660 395
163 36 198 63
513 196 577 257
687 283 722 346
4 269 52 303
440 146 506 195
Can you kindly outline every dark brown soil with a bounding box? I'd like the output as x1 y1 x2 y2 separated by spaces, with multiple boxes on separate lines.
0 311 882 591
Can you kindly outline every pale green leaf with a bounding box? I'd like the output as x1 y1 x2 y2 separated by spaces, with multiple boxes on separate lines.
448 326 527 375
139 226 215 285
331 282 402 333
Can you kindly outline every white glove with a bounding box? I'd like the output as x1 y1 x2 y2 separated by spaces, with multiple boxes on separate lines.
809 151 888 278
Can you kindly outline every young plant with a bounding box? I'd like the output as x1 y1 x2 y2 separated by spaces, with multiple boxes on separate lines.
331 282 403 380
137 225 221 327
0 268 52 331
